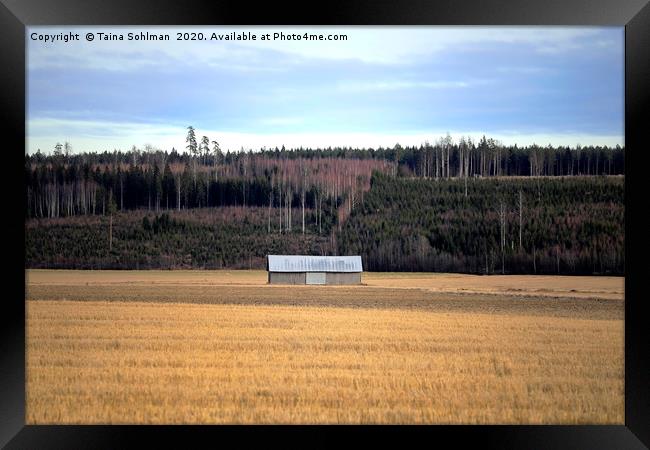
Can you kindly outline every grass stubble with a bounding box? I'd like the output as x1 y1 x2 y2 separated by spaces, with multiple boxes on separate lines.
26 270 623 424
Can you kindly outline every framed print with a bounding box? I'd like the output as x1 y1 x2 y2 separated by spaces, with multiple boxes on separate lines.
1 0 648 448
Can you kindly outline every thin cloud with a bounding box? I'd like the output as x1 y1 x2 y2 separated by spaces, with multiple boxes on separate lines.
336 80 480 92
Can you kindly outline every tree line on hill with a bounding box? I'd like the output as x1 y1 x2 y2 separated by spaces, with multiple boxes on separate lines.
35 132 624 176
25 135 624 220
398 135 624 178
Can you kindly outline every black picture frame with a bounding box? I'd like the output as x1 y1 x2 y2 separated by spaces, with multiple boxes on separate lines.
2 1 648 448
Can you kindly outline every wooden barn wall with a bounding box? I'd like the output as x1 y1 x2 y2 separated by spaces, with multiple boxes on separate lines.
268 272 307 284
267 272 362 285
325 273 362 285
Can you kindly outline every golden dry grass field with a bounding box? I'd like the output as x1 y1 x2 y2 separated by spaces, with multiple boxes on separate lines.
26 270 624 424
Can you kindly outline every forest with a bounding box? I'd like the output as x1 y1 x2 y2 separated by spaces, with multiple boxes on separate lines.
338 173 623 275
25 132 624 274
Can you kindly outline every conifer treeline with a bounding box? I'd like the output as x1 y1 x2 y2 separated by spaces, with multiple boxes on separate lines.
25 137 624 220
398 136 624 178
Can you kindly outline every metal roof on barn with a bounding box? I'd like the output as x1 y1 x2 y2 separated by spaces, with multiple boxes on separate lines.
267 255 363 273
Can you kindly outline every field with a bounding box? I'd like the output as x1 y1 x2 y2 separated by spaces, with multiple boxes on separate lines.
26 270 624 424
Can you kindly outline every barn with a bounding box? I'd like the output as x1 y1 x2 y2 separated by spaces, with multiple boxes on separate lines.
267 255 363 285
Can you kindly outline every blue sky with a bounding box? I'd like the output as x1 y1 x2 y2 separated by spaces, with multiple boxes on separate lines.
27 26 624 153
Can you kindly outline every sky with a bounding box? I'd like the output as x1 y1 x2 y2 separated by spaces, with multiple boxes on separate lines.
26 26 624 154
